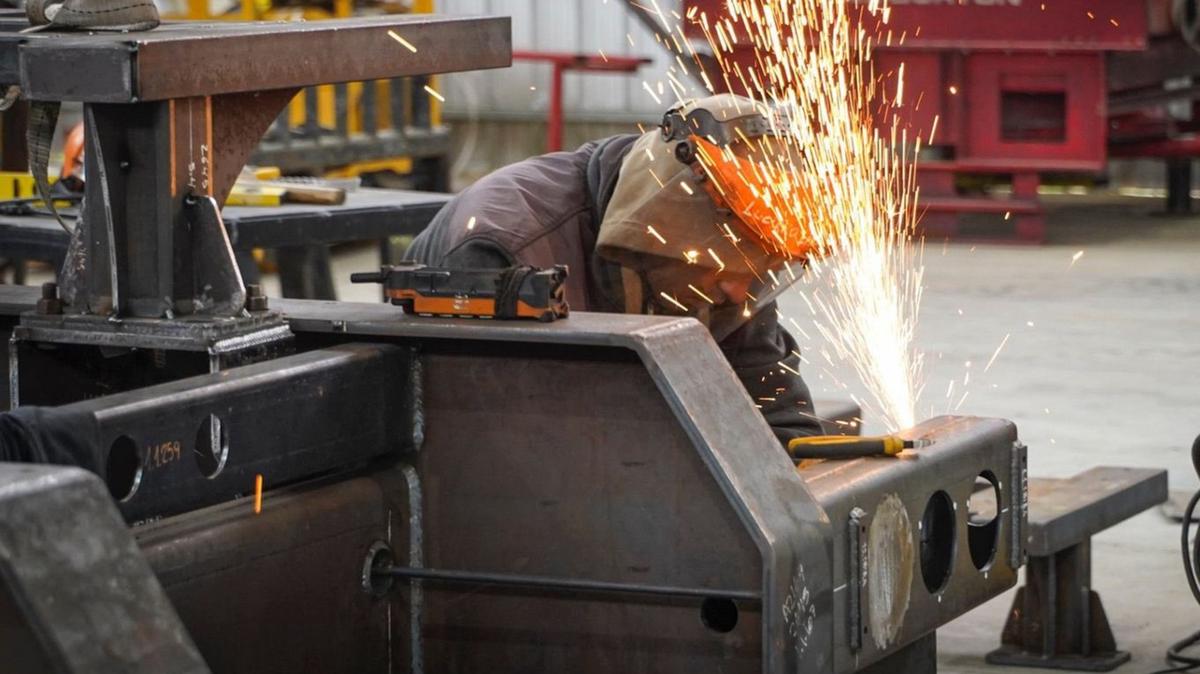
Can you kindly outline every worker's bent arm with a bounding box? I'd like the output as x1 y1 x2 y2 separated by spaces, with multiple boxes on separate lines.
718 304 823 448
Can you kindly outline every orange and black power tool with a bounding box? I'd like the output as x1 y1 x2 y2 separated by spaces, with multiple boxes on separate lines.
351 263 570 322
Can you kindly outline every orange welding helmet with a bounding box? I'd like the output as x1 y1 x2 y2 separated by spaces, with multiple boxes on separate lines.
661 100 819 260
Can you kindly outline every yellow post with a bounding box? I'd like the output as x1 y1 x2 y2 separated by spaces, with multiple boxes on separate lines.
186 0 209 19
412 0 441 126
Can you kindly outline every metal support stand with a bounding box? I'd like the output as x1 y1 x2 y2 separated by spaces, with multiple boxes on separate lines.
988 539 1128 671
511 51 650 152
1 16 510 403
1012 172 1047 243
987 467 1168 672
1166 157 1193 215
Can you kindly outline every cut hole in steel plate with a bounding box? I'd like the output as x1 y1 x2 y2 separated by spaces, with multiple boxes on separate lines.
920 490 956 594
361 541 395 598
194 414 229 479
968 471 1001 571
106 435 143 502
700 597 738 634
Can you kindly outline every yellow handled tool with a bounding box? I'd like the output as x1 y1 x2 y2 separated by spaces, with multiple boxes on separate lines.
788 434 928 460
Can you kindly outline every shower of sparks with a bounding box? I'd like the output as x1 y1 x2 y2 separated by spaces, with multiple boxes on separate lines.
675 0 926 430
689 284 716 303
422 85 445 103
983 333 1010 373
387 30 418 53
660 292 688 311
253 474 263 514
707 248 726 271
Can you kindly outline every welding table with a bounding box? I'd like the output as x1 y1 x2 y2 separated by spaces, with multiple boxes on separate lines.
0 188 451 298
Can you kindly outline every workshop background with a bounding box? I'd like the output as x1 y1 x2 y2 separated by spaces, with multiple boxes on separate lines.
1 0 1199 672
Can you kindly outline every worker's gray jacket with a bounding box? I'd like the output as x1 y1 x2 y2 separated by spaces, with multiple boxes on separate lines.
406 135 822 445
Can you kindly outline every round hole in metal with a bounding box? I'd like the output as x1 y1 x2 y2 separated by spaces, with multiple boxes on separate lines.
968 471 1001 571
700 597 739 634
106 435 143 502
919 490 956 593
361 541 395 598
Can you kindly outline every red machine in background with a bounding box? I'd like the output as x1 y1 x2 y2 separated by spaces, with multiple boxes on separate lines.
682 1 1200 242
1109 1 1200 213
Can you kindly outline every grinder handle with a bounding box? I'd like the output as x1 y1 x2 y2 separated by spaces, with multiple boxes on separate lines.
787 434 910 460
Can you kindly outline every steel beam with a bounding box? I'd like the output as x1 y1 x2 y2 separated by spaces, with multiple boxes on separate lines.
15 16 512 102
16 342 418 522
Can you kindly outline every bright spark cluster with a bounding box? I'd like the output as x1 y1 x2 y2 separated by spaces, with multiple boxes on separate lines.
678 0 924 430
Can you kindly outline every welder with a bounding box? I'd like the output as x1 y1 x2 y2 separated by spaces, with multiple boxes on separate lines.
406 94 824 446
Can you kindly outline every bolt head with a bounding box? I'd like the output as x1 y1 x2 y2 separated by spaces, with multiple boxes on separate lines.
244 284 268 312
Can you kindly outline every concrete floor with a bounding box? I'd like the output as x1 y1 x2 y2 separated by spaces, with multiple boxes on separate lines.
313 191 1200 672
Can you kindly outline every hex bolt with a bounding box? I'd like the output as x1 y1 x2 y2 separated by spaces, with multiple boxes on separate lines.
36 282 62 315
244 284 269 312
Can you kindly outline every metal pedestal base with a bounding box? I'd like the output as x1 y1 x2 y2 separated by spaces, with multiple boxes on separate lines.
16 310 291 352
987 467 1166 672
988 644 1129 672
986 541 1129 672
1166 158 1193 215
11 311 292 406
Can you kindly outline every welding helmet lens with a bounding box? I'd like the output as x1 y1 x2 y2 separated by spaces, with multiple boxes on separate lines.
663 101 819 262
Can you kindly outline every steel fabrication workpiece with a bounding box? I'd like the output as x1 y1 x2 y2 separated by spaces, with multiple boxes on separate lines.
1 282 1027 673
0 10 1027 674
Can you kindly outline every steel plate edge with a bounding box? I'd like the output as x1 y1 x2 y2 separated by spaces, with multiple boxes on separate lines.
625 318 834 674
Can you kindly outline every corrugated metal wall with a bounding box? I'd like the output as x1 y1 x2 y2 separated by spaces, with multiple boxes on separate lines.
438 0 682 122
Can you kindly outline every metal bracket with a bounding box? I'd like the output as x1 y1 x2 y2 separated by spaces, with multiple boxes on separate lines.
1010 441 1028 569
185 194 245 316
848 506 867 652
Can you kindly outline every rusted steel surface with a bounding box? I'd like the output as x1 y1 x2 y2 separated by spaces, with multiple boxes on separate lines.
15 16 512 102
137 471 402 674
0 464 208 673
10 343 414 522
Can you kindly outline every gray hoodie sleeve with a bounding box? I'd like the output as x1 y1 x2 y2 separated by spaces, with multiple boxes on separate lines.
718 302 823 446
